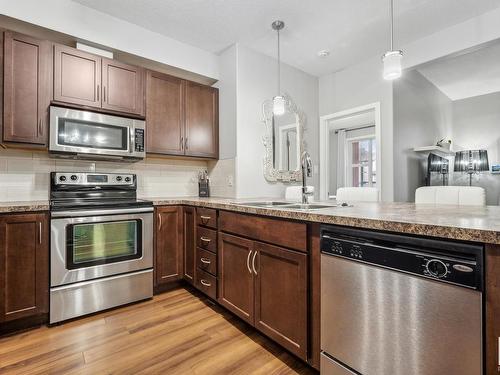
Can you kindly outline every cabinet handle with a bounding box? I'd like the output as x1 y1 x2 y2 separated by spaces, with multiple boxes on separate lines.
200 257 211 265
200 215 211 224
103 86 106 102
38 119 43 137
38 222 42 244
200 236 211 245
97 84 100 101
180 136 184 150
252 251 258 275
158 214 162 230
200 279 211 287
185 137 188 150
246 250 252 274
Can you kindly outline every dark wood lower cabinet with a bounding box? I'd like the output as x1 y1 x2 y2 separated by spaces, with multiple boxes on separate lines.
218 230 309 360
155 206 183 286
218 233 254 324
183 206 196 284
254 242 308 359
0 213 48 323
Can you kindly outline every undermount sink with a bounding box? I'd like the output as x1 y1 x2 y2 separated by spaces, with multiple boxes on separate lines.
236 201 336 210
283 203 335 210
236 201 292 208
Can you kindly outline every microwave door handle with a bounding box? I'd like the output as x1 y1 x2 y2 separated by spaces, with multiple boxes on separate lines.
130 128 135 153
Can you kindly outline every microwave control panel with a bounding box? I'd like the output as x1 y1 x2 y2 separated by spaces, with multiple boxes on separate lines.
135 129 145 152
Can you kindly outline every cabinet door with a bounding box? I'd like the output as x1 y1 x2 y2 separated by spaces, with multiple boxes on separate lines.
3 32 51 145
102 58 145 115
218 233 254 324
53 44 101 108
0 213 48 322
185 82 218 158
155 206 183 285
146 71 184 154
254 242 308 359
183 206 196 283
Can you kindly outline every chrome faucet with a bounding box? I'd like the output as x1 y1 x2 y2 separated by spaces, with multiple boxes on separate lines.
301 151 313 204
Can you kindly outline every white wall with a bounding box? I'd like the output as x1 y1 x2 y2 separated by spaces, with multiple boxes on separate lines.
319 55 394 201
0 0 219 79
318 6 500 202
451 92 500 205
235 45 319 199
393 70 452 202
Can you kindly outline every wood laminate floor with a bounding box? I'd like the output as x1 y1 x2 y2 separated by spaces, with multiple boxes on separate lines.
0 288 316 374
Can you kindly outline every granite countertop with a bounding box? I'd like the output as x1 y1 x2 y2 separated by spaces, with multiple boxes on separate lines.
0 200 50 213
147 197 500 245
2 197 500 245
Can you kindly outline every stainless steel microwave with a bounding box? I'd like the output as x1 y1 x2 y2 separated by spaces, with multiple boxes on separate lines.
49 106 145 161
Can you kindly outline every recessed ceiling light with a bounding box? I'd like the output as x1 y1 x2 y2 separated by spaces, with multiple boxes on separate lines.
317 50 330 58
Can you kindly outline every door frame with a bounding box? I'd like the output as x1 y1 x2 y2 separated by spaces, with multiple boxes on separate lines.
319 102 381 201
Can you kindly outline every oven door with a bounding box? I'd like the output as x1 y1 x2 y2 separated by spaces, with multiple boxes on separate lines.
49 106 145 159
51 207 153 287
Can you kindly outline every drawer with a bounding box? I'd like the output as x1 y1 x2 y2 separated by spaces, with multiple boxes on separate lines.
196 269 217 300
197 226 217 253
219 211 307 252
196 247 217 276
197 207 217 229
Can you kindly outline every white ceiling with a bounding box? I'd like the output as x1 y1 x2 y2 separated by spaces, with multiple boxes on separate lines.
71 0 500 77
417 41 500 101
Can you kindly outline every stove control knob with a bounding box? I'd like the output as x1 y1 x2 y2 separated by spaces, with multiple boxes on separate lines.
125 177 131 182
70 175 78 181
59 175 67 182
426 259 448 278
116 176 123 182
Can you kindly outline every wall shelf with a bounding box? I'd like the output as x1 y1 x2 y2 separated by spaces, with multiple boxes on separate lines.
413 146 455 157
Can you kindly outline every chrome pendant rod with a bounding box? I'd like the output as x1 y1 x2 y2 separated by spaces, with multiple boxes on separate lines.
272 20 285 96
390 0 394 51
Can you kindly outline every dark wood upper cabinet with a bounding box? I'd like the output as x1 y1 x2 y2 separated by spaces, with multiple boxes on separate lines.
53 44 101 108
183 206 196 284
146 71 184 154
184 82 219 158
102 58 144 116
155 206 183 286
0 213 49 322
218 233 254 324
254 242 308 359
2 31 52 145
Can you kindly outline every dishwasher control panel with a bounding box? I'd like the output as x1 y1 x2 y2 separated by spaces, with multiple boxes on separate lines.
321 226 483 291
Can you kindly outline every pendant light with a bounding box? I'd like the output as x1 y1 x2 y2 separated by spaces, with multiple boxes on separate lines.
272 20 286 116
382 0 403 80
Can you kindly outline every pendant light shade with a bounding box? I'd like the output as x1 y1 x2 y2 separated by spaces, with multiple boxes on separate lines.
383 0 403 80
273 95 286 116
383 50 403 80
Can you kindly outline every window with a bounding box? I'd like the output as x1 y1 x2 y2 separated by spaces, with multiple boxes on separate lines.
347 137 376 187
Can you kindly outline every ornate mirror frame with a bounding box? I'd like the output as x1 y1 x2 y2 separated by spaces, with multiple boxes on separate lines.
262 94 305 182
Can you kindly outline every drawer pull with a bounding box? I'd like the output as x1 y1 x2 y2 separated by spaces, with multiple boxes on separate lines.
200 279 211 287
200 257 211 265
200 236 211 244
200 215 211 224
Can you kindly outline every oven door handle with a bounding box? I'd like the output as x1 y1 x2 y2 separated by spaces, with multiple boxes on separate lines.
51 207 154 218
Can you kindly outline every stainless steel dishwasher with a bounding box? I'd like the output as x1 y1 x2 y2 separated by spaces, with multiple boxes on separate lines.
320 225 483 375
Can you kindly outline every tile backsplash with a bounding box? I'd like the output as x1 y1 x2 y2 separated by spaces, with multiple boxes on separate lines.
0 149 211 201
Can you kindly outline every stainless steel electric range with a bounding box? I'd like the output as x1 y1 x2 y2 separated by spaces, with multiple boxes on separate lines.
49 172 153 323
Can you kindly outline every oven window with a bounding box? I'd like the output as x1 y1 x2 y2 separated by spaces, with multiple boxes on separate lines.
57 118 128 150
66 220 142 269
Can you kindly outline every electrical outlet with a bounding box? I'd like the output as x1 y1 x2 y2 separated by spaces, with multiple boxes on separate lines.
227 175 234 187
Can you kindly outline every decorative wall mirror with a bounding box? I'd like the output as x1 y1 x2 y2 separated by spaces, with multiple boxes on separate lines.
262 94 305 182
